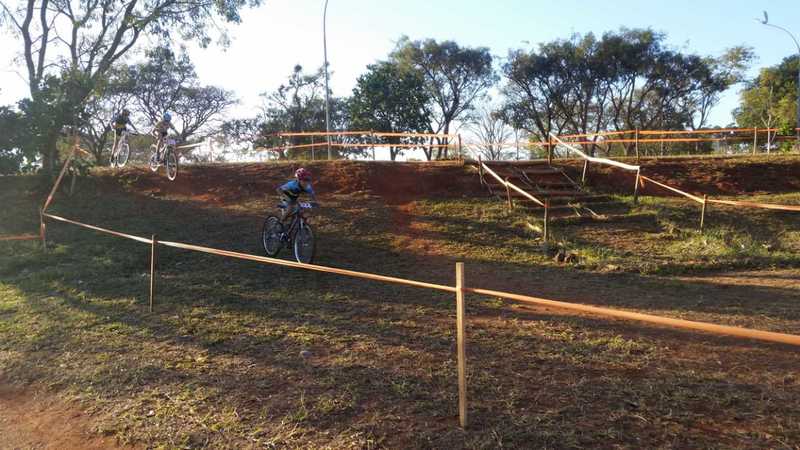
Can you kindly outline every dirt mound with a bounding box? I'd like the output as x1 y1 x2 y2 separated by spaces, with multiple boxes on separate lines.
106 160 485 205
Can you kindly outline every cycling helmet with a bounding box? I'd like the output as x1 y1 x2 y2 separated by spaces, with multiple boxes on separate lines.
295 168 312 181
163 112 172 121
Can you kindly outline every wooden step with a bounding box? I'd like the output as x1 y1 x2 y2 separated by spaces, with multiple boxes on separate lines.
521 167 561 175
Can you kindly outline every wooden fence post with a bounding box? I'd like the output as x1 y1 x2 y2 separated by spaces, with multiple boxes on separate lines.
150 234 157 313
581 160 589 185
455 262 467 429
39 209 46 251
311 135 315 160
700 195 708 231
478 156 485 186
547 135 553 165
543 200 550 243
633 168 641 204
635 128 640 163
505 177 513 210
753 127 758 155
458 134 463 163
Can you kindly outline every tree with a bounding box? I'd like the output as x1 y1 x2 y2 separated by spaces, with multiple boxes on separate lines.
391 37 497 158
79 68 137 164
468 105 513 160
735 57 799 152
124 46 237 143
0 105 26 174
258 65 351 160
502 28 753 156
349 61 431 160
0 0 259 173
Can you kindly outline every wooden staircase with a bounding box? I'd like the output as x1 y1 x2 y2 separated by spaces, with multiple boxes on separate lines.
475 160 627 219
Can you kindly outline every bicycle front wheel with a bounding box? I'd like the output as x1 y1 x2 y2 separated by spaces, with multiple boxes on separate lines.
117 141 130 167
261 216 283 257
293 222 316 264
165 148 178 181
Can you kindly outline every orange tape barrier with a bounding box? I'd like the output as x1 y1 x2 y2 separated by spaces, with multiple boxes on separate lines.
0 234 39 241
42 212 800 347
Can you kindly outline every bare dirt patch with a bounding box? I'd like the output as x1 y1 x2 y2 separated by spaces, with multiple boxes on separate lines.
0 384 138 450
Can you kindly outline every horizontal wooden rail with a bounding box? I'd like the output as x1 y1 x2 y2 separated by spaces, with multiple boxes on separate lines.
638 176 704 203
275 131 458 139
549 133 640 171
478 159 545 207
639 176 800 212
257 141 455 154
0 234 39 241
43 213 155 244
707 198 800 212
465 287 800 347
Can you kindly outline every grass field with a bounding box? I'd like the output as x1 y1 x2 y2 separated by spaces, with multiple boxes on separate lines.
1 165 800 448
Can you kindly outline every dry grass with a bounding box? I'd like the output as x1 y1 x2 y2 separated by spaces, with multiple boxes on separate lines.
0 170 799 448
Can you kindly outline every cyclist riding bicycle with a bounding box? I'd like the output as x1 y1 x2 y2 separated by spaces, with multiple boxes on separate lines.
276 168 318 222
111 109 137 153
152 112 178 159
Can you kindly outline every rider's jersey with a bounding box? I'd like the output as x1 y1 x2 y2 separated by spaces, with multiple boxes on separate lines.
153 120 173 136
279 179 315 200
113 114 131 130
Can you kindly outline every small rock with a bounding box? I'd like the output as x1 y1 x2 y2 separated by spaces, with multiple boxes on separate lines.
564 252 579 264
146 410 155 417
604 264 621 272
299 350 311 359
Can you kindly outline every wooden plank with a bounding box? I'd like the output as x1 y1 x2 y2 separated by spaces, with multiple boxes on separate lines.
455 262 467 429
464 286 800 347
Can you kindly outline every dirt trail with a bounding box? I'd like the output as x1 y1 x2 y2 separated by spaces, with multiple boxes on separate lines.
0 385 137 450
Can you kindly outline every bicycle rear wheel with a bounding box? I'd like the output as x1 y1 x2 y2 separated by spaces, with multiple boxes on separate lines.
293 222 316 264
165 148 178 181
262 216 283 257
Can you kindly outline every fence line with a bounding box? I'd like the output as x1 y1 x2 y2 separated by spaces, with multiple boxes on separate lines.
41 211 800 349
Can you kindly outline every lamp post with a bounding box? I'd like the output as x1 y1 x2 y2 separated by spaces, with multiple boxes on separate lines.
323 0 332 160
758 10 800 149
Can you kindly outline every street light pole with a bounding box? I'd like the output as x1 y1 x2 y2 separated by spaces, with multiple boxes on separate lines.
323 0 332 160
758 10 800 149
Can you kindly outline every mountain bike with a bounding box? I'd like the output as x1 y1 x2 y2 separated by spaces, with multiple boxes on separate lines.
110 129 131 168
261 202 317 264
149 135 179 181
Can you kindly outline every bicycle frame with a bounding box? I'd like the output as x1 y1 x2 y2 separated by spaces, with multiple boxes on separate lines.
282 204 312 242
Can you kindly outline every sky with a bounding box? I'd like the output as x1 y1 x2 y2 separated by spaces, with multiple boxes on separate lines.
1 0 799 128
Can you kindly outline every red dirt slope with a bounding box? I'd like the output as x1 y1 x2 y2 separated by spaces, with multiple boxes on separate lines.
109 160 485 205
100 156 800 204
